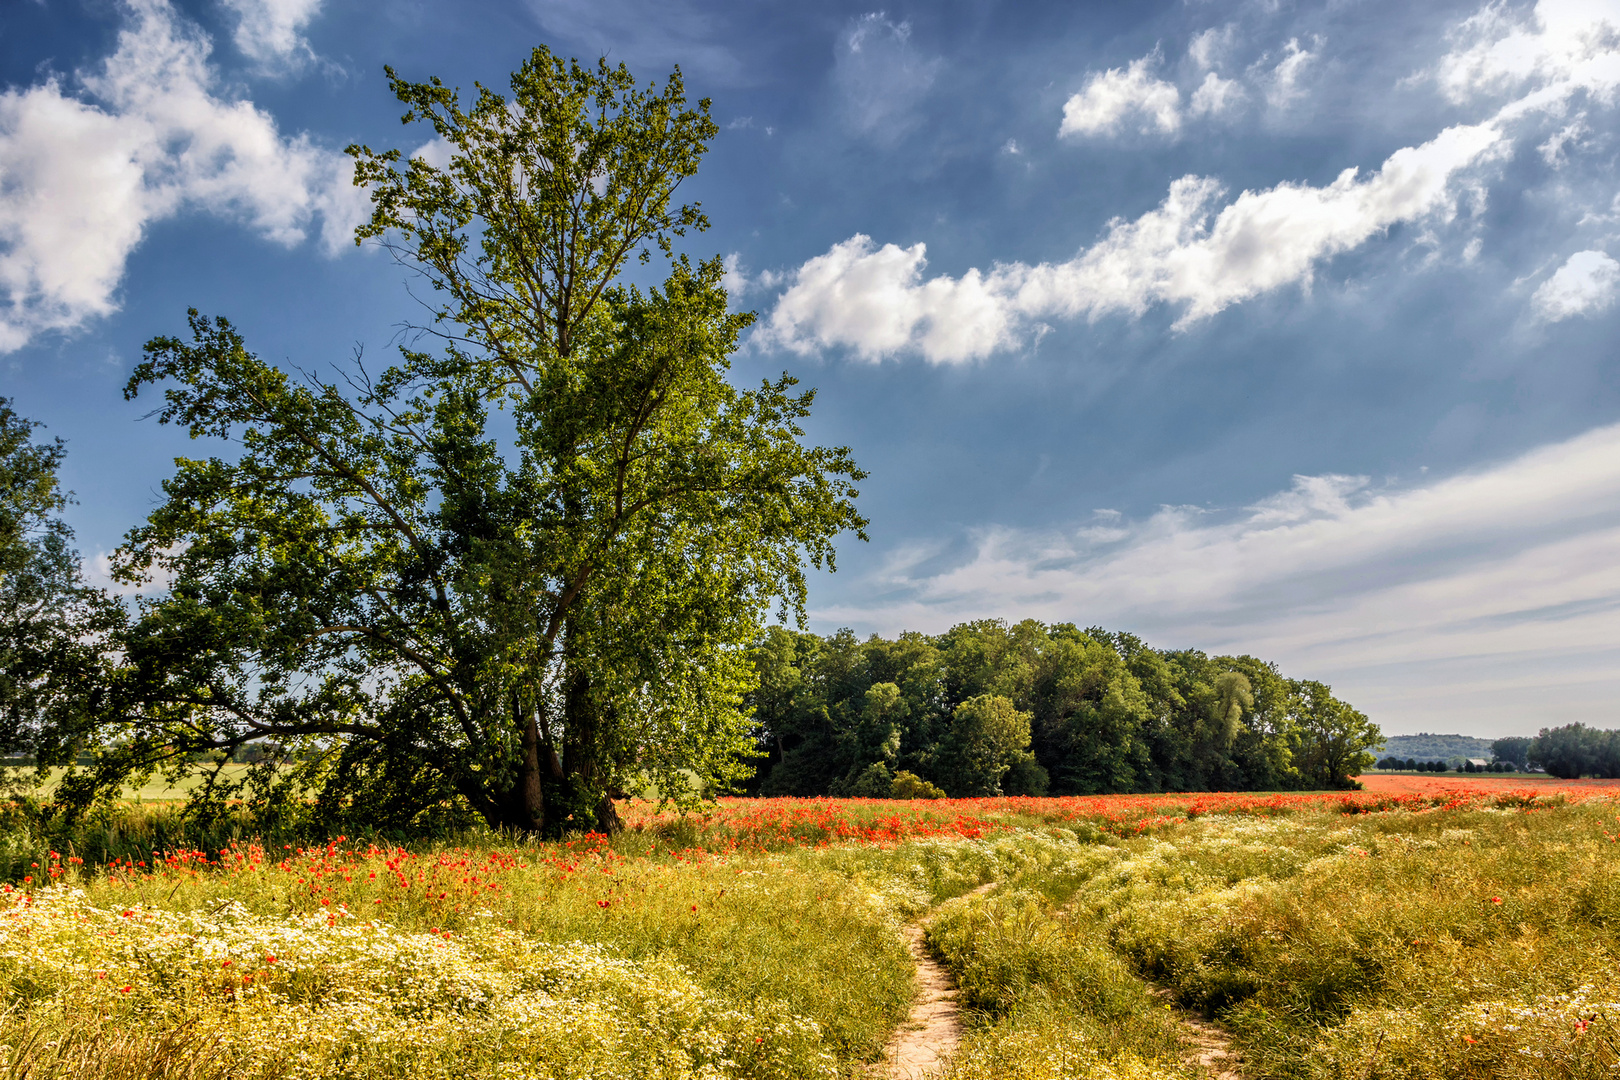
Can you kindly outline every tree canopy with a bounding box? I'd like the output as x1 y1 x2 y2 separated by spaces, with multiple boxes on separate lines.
62 49 864 834
0 400 117 770
1528 724 1620 779
747 619 1381 796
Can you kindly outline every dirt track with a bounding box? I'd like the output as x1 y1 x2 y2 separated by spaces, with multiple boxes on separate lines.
874 883 998 1079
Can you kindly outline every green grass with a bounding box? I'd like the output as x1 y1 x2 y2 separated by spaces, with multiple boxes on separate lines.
5 764 257 801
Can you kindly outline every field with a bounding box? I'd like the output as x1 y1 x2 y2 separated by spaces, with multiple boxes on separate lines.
1361 771 1620 794
1 785 1617 1079
9 765 258 801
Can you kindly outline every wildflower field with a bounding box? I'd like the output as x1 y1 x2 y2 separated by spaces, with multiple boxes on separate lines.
1 785 1617 1079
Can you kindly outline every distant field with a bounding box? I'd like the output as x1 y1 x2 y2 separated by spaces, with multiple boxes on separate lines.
1360 771 1620 794
12 764 255 801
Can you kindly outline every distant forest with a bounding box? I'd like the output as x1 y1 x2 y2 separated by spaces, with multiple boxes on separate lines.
1373 728 1620 778
744 620 1382 798
1376 733 1494 762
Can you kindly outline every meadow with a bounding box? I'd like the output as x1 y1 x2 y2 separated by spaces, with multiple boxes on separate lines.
0 779 1616 1079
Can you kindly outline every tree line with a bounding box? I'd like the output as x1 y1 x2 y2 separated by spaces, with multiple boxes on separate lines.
745 621 1382 798
1526 724 1620 779
1375 757 1517 772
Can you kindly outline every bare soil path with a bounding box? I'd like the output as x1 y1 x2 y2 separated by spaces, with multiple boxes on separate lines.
1152 988 1243 1079
872 882 998 1080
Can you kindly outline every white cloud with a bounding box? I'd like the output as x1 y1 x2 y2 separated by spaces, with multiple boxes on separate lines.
1259 37 1318 109
763 122 1503 360
0 0 365 354
763 235 1019 362
1188 25 1235 72
764 0 1620 363
833 13 942 142
1537 113 1589 164
84 548 177 598
1059 55 1183 138
1189 71 1243 117
815 422 1620 735
220 0 323 70
1532 249 1620 319
1436 0 1620 105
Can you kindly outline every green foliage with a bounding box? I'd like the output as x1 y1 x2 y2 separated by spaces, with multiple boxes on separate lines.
1492 735 1532 768
0 401 120 776
1290 680 1379 789
1378 732 1496 763
1529 723 1620 778
845 761 893 798
59 49 864 836
748 620 1378 796
890 770 946 799
933 694 1035 798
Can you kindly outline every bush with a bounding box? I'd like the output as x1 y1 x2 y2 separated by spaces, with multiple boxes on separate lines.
890 771 947 799
847 762 894 798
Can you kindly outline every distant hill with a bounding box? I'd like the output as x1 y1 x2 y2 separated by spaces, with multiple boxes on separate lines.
1377 733 1496 762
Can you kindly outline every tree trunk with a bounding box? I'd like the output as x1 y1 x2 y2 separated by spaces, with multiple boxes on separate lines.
484 713 547 834
518 713 547 831
593 792 623 834
558 665 623 834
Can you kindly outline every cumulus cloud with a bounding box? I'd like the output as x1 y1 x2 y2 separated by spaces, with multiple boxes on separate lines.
0 0 366 354
815 422 1620 733
762 0 1620 363
1188 25 1236 72
1533 249 1620 320
220 0 324 70
1259 37 1318 109
833 13 942 142
1059 55 1182 138
764 122 1503 360
1436 0 1620 105
1189 71 1243 117
1059 28 1322 141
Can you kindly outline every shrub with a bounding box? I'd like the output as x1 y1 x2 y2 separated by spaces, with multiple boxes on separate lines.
891 771 947 799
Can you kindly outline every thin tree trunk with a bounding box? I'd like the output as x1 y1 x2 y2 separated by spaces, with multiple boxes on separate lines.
517 713 547 832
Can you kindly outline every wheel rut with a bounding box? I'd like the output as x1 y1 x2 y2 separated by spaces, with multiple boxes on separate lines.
872 882 997 1080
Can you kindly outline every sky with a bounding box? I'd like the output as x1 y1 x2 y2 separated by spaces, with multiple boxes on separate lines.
4 0 1620 739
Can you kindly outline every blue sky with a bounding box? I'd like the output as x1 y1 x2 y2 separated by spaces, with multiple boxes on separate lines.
5 0 1620 738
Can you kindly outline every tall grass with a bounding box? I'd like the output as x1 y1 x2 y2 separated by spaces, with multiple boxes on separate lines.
0 833 917 1077
1075 802 1620 1078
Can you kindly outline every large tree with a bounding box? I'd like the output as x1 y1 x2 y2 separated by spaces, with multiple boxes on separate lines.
76 50 865 834
1290 679 1379 789
0 401 118 773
